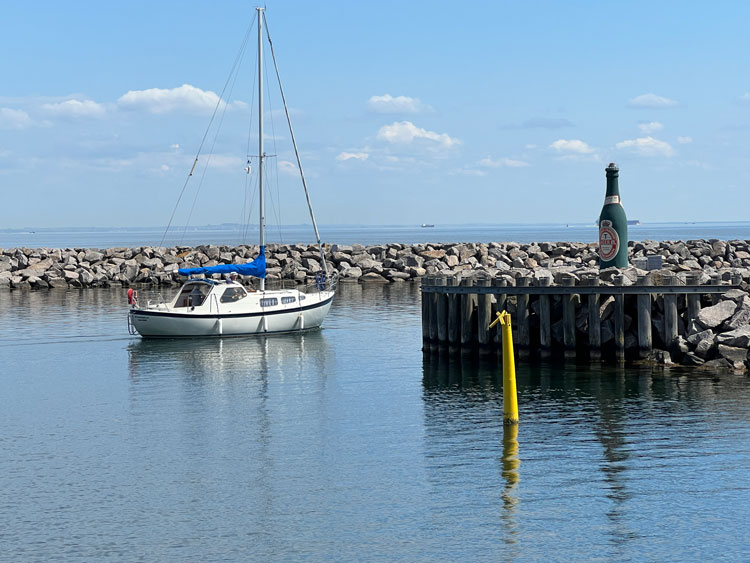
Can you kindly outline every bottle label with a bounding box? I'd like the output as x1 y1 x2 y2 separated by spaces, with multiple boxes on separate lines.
599 220 620 261
604 195 620 205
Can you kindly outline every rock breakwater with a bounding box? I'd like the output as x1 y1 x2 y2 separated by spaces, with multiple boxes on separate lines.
2 239 750 290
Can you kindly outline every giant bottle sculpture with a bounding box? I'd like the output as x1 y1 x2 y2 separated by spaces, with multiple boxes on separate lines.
598 162 628 268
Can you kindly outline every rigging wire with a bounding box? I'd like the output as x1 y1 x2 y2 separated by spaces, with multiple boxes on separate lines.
240 48 259 245
263 13 328 274
180 31 249 245
263 46 284 245
158 11 257 248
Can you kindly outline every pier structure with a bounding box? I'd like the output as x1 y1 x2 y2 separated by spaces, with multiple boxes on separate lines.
421 272 742 363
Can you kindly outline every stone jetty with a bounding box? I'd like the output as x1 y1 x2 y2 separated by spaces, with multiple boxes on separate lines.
3 239 750 290
4 238 750 369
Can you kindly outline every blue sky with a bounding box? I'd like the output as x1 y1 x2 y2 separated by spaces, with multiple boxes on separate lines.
1 0 750 229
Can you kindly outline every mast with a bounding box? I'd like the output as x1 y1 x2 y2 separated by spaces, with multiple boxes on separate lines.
257 7 266 291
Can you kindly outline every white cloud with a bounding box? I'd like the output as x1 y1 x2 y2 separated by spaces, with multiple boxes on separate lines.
638 121 663 134
479 156 529 168
0 107 32 129
278 160 297 176
336 151 369 161
118 84 234 114
367 94 430 114
738 93 750 104
549 139 594 154
42 98 106 118
616 136 675 157
377 121 459 148
171 143 180 150
628 93 678 108
677 136 693 144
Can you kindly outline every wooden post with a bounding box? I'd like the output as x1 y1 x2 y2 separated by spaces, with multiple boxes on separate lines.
460 275 476 354
686 273 701 323
435 275 447 347
538 276 552 359
517 277 531 360
447 275 460 353
429 277 440 350
587 275 601 360
421 276 430 350
663 274 678 351
710 273 721 305
614 275 625 362
636 274 652 358
492 277 507 351
562 275 576 359
476 275 492 354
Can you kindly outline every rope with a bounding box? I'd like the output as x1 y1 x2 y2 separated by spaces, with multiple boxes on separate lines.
159 11 257 248
263 13 328 274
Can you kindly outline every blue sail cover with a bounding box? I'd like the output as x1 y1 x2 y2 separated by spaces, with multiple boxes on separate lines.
178 246 266 278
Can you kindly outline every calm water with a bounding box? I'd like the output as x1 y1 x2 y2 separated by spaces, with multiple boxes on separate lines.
2 221 750 249
1 284 750 561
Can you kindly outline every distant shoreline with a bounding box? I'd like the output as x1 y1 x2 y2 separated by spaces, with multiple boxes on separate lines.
2 221 749 249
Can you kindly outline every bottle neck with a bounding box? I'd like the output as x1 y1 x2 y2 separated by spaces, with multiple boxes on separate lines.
605 171 620 197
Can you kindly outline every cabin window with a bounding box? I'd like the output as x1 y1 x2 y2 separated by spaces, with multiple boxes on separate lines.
220 287 247 303
299 295 306 301
260 298 278 307
175 283 209 308
281 296 296 304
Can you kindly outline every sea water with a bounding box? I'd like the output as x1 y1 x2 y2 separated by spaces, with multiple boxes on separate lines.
2 220 749 249
1 283 749 561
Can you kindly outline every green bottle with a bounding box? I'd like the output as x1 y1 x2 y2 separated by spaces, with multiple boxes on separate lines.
598 162 628 268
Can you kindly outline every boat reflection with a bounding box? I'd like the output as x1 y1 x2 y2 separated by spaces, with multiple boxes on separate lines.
126 330 331 385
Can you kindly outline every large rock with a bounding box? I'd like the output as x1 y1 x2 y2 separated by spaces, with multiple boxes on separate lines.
402 254 424 268
84 250 104 263
687 328 714 347
695 337 716 359
359 272 388 283
717 344 748 364
340 266 362 280
419 249 446 260
715 326 750 348
723 295 750 330
696 300 737 329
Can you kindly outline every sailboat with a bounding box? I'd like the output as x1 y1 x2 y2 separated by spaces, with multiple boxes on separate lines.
128 8 337 338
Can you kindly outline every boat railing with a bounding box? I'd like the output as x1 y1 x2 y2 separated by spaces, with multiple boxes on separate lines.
301 271 338 295
145 293 170 311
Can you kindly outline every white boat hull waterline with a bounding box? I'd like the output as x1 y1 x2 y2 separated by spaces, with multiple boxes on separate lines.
129 282 335 338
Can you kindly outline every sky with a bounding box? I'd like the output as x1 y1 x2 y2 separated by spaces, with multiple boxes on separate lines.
1 0 750 229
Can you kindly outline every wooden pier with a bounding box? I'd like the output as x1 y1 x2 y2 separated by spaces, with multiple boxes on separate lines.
421 272 741 362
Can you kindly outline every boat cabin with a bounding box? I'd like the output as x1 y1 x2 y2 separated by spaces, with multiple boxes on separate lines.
173 280 251 309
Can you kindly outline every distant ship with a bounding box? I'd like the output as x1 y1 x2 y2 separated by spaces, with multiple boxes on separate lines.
421 224 435 228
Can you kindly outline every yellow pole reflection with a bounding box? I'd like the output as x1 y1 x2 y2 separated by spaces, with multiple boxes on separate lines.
500 423 520 547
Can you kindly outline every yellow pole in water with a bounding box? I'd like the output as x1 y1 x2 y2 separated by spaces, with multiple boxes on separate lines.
489 310 519 425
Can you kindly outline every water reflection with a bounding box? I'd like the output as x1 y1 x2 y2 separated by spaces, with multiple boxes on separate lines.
126 330 331 385
421 354 750 557
500 424 520 549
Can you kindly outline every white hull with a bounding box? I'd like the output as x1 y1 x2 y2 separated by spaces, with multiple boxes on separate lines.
129 284 334 338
